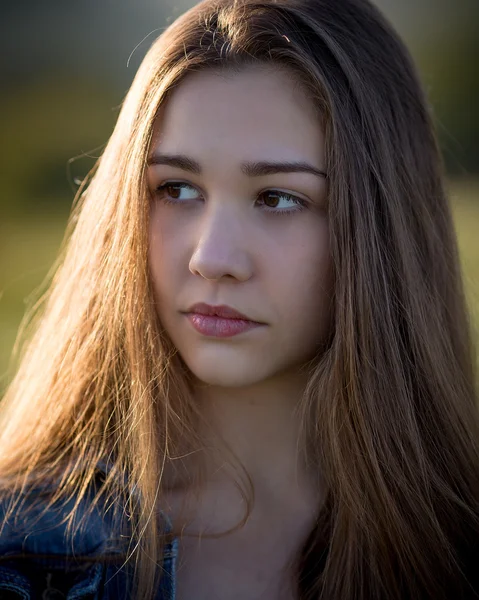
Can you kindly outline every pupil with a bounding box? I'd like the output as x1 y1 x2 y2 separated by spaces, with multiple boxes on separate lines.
168 185 181 199
264 193 279 208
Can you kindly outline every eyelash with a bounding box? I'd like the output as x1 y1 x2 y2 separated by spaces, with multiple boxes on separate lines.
154 181 307 215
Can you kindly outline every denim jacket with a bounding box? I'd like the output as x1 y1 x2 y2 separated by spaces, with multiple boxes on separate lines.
0 462 178 600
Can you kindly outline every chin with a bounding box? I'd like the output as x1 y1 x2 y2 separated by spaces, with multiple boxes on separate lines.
182 354 273 388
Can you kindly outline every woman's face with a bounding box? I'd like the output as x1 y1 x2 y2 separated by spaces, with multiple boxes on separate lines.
147 65 333 388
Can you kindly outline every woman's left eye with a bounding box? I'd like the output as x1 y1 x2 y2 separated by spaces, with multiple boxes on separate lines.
256 190 305 213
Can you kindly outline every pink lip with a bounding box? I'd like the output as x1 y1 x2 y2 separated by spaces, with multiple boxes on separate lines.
184 303 264 338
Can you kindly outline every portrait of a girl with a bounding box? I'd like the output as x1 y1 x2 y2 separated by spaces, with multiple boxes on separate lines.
1 0 478 598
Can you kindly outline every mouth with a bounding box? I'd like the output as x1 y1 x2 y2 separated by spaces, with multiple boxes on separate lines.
185 303 258 321
183 303 264 338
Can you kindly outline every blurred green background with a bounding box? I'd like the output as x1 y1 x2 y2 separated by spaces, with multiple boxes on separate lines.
0 0 478 392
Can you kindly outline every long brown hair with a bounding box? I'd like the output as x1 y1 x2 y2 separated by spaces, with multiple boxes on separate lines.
1 0 478 598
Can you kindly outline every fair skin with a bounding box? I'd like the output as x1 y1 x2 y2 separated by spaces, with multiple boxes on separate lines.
147 65 332 599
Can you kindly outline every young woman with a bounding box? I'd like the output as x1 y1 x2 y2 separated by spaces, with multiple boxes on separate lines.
1 0 478 598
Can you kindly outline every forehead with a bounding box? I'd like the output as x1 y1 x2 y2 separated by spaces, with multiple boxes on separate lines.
150 65 325 169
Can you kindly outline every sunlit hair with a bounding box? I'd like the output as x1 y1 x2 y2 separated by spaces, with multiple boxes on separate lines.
1 0 479 598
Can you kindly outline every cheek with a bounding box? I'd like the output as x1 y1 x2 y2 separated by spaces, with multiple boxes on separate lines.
148 208 182 302
272 223 333 354
272 220 331 310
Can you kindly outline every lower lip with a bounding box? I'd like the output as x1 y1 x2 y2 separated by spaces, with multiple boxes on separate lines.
186 314 262 338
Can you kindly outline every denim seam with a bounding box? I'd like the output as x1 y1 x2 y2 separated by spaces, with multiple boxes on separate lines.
0 581 30 599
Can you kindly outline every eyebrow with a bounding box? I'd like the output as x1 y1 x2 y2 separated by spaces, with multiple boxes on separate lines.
147 152 327 179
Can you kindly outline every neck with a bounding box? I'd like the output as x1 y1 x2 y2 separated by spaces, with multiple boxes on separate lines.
192 368 320 504
161 368 323 538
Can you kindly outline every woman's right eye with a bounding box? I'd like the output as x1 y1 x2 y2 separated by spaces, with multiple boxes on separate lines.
155 182 201 203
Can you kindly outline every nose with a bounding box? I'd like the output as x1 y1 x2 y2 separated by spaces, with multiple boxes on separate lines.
189 204 253 282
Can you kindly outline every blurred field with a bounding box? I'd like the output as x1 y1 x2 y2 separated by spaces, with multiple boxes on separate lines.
0 209 70 386
450 180 479 343
0 180 478 390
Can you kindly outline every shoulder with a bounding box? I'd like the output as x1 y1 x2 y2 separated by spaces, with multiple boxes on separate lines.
0 462 133 599
0 462 127 559
0 462 176 600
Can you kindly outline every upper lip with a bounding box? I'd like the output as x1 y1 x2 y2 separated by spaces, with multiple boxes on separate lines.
185 303 258 322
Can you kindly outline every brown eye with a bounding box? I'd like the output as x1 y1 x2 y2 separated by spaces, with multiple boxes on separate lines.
166 184 182 199
257 190 304 213
261 192 281 208
155 182 200 203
